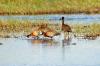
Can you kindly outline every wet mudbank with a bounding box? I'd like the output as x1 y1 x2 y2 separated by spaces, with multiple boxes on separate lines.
0 34 100 41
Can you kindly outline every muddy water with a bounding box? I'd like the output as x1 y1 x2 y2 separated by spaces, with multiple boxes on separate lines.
0 37 100 66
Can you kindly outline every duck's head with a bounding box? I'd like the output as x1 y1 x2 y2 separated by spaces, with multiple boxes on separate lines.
59 17 64 20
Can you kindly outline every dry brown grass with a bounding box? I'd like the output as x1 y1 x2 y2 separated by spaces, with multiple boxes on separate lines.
0 20 61 37
72 23 100 36
0 19 100 38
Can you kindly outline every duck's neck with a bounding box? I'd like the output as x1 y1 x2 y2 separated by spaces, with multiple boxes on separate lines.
62 19 64 25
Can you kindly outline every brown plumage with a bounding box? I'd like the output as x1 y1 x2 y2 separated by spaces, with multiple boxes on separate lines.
60 17 72 39
43 31 55 38
61 17 72 32
42 31 60 39
27 31 39 38
38 24 58 39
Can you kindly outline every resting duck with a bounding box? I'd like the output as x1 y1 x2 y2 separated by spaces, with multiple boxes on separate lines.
42 30 61 39
27 31 40 38
43 31 55 39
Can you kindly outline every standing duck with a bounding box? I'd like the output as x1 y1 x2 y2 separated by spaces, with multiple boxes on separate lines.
60 17 72 39
61 17 72 32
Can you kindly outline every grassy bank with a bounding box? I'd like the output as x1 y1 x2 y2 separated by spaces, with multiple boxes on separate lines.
0 0 100 15
72 23 100 35
0 20 100 38
0 20 61 37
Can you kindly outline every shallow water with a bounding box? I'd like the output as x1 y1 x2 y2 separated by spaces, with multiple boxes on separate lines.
0 37 100 66
0 14 100 24
0 14 100 66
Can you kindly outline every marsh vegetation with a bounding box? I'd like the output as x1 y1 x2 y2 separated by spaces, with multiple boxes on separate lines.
0 0 100 15
0 19 100 38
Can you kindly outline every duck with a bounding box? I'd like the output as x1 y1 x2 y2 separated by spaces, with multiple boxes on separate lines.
42 31 55 39
60 17 72 39
61 17 72 33
41 27 61 39
27 31 40 38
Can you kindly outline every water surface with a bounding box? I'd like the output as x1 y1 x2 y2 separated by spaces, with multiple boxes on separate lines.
0 14 100 24
0 14 100 66
0 38 100 66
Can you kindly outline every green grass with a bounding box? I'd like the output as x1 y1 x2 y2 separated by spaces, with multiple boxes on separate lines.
0 0 100 15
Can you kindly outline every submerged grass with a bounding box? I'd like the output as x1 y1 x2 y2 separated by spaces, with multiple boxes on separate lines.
0 0 100 15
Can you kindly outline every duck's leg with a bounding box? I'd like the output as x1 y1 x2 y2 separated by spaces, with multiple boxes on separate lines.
68 32 70 39
64 32 71 40
64 32 66 39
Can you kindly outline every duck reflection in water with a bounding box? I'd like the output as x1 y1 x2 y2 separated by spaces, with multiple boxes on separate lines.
27 37 72 47
62 37 72 47
28 39 59 46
